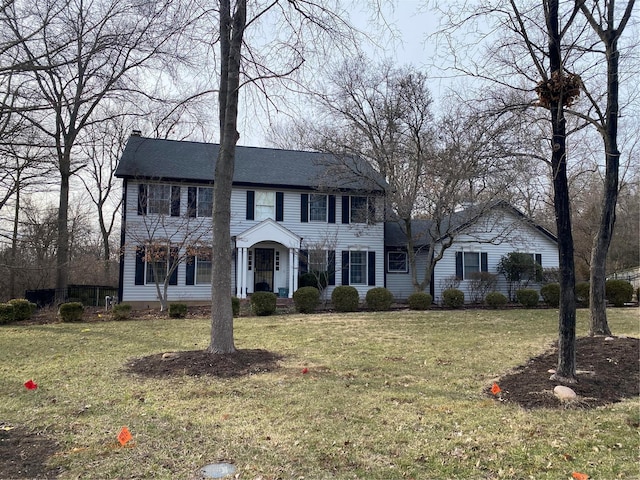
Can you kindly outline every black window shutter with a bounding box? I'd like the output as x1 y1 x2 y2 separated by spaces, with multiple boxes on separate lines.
246 191 255 220
170 186 180 216
535 254 542 266
328 250 336 285
367 197 376 224
368 251 376 286
276 192 284 221
187 187 197 218
342 251 350 285
185 255 195 285
300 194 309 222
328 195 336 223
299 249 308 274
481 252 488 272
137 184 147 215
455 252 463 280
135 246 145 285
169 247 179 285
342 196 350 224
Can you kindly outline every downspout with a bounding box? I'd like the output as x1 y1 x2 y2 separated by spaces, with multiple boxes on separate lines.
117 178 127 303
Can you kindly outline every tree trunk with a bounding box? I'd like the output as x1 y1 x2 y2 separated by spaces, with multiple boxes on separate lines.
56 156 71 305
589 36 622 336
209 0 246 354
546 0 577 384
9 173 20 299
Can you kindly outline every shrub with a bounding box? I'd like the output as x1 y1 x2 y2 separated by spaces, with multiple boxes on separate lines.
485 291 507 309
8 299 36 321
540 283 560 308
576 282 590 307
59 302 84 322
0 303 14 324
365 287 394 312
111 303 132 321
331 285 359 312
408 292 432 310
467 272 498 303
169 303 188 318
251 292 277 316
298 271 328 290
605 279 634 307
442 288 464 308
231 297 240 317
516 289 539 308
293 286 320 314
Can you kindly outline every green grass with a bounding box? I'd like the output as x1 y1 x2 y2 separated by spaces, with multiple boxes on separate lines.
1 308 638 479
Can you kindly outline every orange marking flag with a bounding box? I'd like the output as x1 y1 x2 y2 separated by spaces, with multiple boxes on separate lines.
572 473 589 480
490 383 501 395
117 426 132 446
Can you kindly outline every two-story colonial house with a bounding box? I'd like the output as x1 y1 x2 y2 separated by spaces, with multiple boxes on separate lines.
115 133 387 307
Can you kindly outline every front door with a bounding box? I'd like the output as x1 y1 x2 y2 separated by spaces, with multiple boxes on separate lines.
254 248 274 292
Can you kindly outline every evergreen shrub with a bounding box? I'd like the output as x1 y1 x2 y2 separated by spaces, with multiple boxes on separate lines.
407 292 432 310
540 283 560 308
231 297 240 317
0 303 14 324
8 299 36 321
442 288 464 308
111 303 132 321
365 287 394 311
331 285 359 312
485 291 507 309
293 287 320 314
59 302 84 322
516 288 539 308
575 282 590 307
605 279 633 307
251 292 277 316
169 303 188 318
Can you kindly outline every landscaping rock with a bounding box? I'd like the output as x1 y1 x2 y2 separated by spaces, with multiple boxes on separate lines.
553 385 577 402
161 352 179 360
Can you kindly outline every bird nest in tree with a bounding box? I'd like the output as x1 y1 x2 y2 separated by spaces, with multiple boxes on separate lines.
535 71 582 108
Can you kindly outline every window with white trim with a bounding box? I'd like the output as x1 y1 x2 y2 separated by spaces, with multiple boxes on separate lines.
350 251 367 285
148 184 171 215
255 191 275 220
145 245 168 283
197 187 213 217
195 248 212 284
309 194 327 222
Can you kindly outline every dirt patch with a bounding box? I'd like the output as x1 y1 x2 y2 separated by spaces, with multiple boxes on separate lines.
0 425 62 479
488 335 639 409
125 348 284 378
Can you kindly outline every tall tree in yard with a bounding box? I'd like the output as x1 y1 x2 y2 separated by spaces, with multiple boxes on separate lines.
209 0 246 354
577 0 636 336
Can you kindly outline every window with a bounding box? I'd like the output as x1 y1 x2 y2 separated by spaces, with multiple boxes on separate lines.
343 195 375 224
145 246 168 284
135 245 177 286
255 191 275 220
350 251 367 285
350 196 368 223
387 251 408 273
309 194 327 222
456 251 488 280
148 184 171 215
197 187 213 217
195 248 212 284
309 249 327 272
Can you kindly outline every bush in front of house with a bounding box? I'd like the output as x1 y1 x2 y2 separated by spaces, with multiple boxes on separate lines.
8 299 36 321
169 303 188 318
485 291 507 309
231 296 240 317
575 282 590 307
331 285 360 312
293 286 320 314
407 292 432 310
365 287 394 311
0 303 14 324
605 279 634 307
59 302 84 322
442 288 464 308
111 303 132 321
540 283 560 308
251 292 277 316
516 288 539 308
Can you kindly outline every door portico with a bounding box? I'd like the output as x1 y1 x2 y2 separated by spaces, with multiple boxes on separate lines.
235 219 302 299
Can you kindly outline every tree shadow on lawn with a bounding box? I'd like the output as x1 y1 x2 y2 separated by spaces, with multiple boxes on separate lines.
2 337 638 479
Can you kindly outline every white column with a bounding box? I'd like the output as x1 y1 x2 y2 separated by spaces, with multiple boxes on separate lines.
288 248 295 298
292 249 299 295
241 247 249 299
236 248 243 298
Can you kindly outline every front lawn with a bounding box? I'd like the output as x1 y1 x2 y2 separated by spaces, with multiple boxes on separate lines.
1 308 638 479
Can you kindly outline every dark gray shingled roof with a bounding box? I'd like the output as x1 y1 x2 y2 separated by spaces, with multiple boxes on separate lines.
115 135 386 192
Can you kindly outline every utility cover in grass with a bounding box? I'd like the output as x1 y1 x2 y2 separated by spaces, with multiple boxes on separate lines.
200 463 236 478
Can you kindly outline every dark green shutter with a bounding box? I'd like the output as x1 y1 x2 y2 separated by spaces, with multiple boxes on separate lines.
328 250 336 285
187 187 197 217
481 252 488 272
135 246 145 285
342 251 350 285
300 194 309 222
328 195 336 223
368 251 376 286
137 184 147 215
455 252 463 280
276 192 284 221
169 247 178 285
342 196 350 224
246 191 254 220
299 249 308 274
367 197 376 224
170 186 180 216
186 255 195 285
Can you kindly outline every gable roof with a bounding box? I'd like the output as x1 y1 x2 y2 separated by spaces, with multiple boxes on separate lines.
115 135 386 192
385 201 557 248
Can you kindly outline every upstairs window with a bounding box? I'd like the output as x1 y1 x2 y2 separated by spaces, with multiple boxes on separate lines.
197 187 213 217
255 191 275 220
148 184 171 215
342 195 376 224
309 194 327 222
